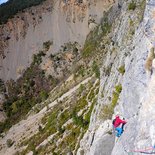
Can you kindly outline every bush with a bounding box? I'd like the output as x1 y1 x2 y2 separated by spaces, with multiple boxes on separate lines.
11 102 18 114
43 41 53 51
84 98 96 125
7 139 14 147
115 84 122 94
39 90 49 102
78 67 85 77
58 126 65 134
92 61 100 78
82 28 98 58
72 110 88 128
38 125 43 132
0 79 5 92
82 42 96 58
101 18 112 35
79 84 84 94
33 54 42 65
128 1 136 10
118 65 125 75
32 51 46 65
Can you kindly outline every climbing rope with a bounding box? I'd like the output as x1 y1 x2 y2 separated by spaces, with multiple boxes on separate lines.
124 146 155 154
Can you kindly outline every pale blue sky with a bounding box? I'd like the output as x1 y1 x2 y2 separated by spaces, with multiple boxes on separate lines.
0 0 8 5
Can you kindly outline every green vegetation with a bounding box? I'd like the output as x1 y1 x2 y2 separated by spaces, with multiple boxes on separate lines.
19 79 99 154
79 84 85 94
84 98 97 124
0 0 46 24
43 41 53 51
92 61 100 78
128 1 136 10
82 16 111 59
88 80 99 102
82 32 97 58
101 84 122 120
88 87 95 102
73 96 88 113
32 51 45 65
101 17 112 36
39 90 49 102
72 110 89 129
118 65 125 75
138 0 146 22
77 65 85 77
6 139 14 148
115 84 122 94
0 79 5 92
0 49 56 133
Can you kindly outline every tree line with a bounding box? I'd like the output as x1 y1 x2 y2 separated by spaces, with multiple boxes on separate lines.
0 0 46 24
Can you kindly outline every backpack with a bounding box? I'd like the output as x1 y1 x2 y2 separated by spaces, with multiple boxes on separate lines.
112 118 116 125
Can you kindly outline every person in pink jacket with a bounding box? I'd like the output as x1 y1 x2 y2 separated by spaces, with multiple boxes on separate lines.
113 115 127 137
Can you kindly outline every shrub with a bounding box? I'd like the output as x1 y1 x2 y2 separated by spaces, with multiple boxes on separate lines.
139 0 146 22
74 96 88 112
78 67 85 77
43 41 53 51
38 125 43 132
79 84 84 94
84 98 96 125
128 1 136 10
58 126 65 134
111 91 119 108
101 18 112 35
88 87 95 102
32 54 42 65
72 110 88 128
39 90 49 102
115 84 122 94
48 75 58 87
11 102 18 114
82 41 96 58
82 28 98 58
7 139 14 148
0 79 5 92
92 61 100 78
118 65 125 75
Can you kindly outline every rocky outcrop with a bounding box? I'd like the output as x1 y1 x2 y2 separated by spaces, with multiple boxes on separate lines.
77 0 154 154
0 0 114 81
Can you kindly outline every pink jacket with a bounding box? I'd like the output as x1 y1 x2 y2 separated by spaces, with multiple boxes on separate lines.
113 116 126 128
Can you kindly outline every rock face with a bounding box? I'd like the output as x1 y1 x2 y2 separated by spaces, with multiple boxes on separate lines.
78 0 155 155
1 0 155 154
0 0 114 81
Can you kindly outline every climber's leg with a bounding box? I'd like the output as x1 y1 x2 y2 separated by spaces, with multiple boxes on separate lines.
115 127 123 137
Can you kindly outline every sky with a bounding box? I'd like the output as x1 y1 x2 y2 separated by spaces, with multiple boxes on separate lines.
0 0 8 5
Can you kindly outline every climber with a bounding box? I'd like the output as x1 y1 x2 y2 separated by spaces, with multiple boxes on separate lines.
113 115 127 137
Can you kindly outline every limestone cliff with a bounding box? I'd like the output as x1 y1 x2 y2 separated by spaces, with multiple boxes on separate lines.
77 0 155 155
0 0 114 81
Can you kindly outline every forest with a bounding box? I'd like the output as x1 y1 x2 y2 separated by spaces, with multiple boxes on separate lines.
0 0 46 24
